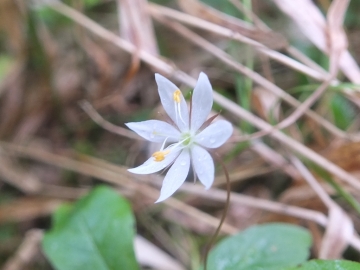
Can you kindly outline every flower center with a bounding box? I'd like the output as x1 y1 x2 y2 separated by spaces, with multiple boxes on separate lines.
152 149 170 162
181 133 192 146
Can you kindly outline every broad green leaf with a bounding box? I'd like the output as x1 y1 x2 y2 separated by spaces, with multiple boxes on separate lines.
42 186 139 270
287 259 360 270
206 223 312 270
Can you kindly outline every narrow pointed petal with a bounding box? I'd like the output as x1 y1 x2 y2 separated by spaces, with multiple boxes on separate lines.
126 120 180 143
190 72 213 132
128 149 180 174
155 150 190 203
155 74 189 132
191 145 214 189
195 120 233 148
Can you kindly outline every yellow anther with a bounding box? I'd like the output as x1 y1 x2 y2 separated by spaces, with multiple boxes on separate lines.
173 89 182 103
152 149 171 162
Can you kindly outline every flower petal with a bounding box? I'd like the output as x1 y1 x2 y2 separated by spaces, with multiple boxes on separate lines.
155 74 189 132
155 150 190 203
128 148 181 175
190 72 213 132
191 145 214 189
126 120 180 143
195 120 233 148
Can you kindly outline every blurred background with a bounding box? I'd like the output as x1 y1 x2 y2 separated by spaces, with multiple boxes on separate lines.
1 0 360 269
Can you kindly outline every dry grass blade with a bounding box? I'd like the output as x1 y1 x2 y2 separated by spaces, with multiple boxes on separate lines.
272 0 360 83
327 0 350 76
117 0 158 80
118 0 158 55
229 0 270 30
152 13 348 140
177 0 286 49
1 142 237 235
320 206 354 259
0 151 42 194
79 100 143 140
0 197 62 224
275 79 332 130
135 235 185 270
2 229 43 270
5 140 355 244
214 92 360 190
149 3 326 81
250 141 300 180
290 156 357 255
160 180 328 227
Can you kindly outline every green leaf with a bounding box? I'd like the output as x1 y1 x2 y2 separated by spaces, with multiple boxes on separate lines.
42 186 139 270
330 93 355 130
206 223 312 270
287 259 360 270
81 0 101 8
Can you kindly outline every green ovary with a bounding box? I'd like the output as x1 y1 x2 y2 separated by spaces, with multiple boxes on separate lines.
181 133 193 146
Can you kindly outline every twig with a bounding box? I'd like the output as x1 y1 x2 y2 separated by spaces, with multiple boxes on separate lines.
233 72 331 141
148 3 326 81
290 156 335 208
79 100 143 140
0 150 42 194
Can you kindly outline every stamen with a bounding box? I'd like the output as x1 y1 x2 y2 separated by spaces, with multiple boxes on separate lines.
160 137 169 151
152 136 189 162
173 89 186 125
193 167 197 184
173 89 182 103
152 149 171 162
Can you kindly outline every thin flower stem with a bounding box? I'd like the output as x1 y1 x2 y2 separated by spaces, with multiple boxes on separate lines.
203 153 231 270
79 100 143 140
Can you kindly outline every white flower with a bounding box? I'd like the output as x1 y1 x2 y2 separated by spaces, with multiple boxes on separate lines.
126 72 233 202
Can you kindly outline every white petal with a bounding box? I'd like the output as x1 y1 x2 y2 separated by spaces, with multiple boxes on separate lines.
126 120 180 143
190 72 213 132
191 145 214 189
155 74 189 132
155 150 190 203
128 148 180 175
195 120 233 148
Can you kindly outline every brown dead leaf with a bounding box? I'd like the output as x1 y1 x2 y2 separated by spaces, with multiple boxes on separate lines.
325 141 360 172
320 206 353 259
252 86 280 121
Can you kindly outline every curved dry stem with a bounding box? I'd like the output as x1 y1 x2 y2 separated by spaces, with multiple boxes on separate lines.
203 153 231 270
79 100 143 140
